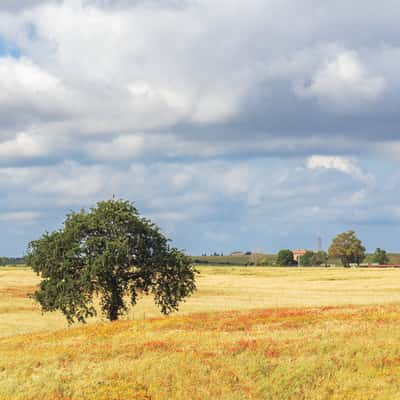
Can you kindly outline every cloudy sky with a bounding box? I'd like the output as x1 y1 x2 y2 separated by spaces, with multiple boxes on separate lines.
0 0 400 256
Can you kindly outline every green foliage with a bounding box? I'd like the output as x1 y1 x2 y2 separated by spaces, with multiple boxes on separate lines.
371 248 389 265
363 254 374 263
27 199 197 323
193 255 251 266
299 251 314 266
328 230 365 267
259 257 274 266
311 251 328 266
276 249 295 266
297 251 328 266
0 257 25 266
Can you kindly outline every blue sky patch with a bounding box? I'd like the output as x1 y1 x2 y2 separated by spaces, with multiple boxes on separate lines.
0 36 21 58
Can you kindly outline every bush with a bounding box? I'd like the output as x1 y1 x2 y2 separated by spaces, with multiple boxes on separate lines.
276 249 295 266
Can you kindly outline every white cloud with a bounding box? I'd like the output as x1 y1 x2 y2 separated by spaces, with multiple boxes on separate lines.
296 51 385 110
0 132 47 158
190 89 238 124
3 2 244 129
0 57 75 118
306 155 367 181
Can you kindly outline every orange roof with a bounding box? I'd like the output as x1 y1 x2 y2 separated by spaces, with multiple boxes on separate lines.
293 249 307 255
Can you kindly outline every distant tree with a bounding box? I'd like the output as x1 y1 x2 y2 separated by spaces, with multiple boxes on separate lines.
245 251 252 255
27 199 197 323
299 251 314 266
311 251 328 267
328 230 365 267
371 248 389 265
0 256 26 266
259 257 274 266
276 249 295 266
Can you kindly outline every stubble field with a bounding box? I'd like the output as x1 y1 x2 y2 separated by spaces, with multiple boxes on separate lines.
2 266 400 399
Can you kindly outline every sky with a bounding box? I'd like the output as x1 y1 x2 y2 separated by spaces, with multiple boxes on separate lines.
0 0 400 256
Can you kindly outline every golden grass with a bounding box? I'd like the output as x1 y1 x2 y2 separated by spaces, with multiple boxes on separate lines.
4 266 400 337
2 266 400 399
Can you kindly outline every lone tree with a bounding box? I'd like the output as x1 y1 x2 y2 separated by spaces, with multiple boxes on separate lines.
328 230 365 267
27 199 197 323
276 249 295 266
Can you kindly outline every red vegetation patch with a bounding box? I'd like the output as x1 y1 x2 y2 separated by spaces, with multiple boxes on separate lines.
265 349 281 358
227 339 259 354
372 356 400 368
143 340 172 351
0 286 37 298
150 307 333 332
224 338 281 358
148 304 400 334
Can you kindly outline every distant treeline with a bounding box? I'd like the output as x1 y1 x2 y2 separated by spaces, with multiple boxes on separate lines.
2 253 400 268
0 257 26 266
191 254 275 266
192 253 400 266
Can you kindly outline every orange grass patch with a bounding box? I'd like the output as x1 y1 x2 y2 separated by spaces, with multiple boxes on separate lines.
0 285 37 298
147 303 400 333
143 340 174 351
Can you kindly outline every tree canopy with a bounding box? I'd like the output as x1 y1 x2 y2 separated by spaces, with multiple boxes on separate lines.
311 251 328 267
276 249 295 266
296 250 328 266
299 251 314 266
27 199 197 323
328 230 365 267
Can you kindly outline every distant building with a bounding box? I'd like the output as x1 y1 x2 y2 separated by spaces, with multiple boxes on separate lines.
293 249 307 263
230 251 245 256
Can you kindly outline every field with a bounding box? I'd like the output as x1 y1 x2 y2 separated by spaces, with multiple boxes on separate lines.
2 266 400 399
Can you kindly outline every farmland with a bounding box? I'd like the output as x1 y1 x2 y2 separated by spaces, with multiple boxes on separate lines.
2 266 400 399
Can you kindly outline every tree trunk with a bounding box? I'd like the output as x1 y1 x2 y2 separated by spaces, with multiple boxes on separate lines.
109 305 119 321
107 279 121 321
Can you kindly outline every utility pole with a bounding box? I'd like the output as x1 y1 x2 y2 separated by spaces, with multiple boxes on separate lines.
317 236 322 252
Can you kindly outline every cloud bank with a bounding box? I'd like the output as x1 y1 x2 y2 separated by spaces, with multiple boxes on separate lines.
0 0 399 254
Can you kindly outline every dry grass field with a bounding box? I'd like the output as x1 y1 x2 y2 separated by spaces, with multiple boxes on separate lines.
2 266 400 399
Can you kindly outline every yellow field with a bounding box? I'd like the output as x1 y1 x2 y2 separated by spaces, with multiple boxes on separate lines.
2 266 400 399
